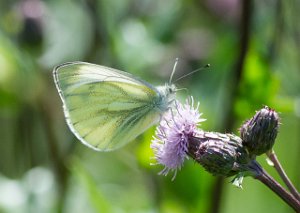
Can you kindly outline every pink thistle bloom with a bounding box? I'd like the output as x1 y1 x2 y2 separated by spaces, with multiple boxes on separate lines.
151 97 206 179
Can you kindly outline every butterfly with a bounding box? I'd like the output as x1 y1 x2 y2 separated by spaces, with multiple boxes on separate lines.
53 61 177 151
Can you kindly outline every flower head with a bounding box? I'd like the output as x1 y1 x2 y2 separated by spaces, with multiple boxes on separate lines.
240 106 280 156
188 131 251 177
151 97 206 179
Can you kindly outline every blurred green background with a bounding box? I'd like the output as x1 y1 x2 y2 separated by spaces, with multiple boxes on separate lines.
0 0 299 212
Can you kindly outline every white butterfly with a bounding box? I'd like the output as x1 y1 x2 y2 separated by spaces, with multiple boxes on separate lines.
53 61 177 151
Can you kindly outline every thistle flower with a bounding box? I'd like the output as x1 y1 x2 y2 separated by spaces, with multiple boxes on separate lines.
240 106 280 156
151 103 300 211
188 131 251 177
151 97 206 179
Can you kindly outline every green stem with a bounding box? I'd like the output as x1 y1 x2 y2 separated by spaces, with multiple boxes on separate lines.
250 160 300 212
267 150 300 201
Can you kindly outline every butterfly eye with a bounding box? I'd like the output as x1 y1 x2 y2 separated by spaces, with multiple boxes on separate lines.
168 85 176 94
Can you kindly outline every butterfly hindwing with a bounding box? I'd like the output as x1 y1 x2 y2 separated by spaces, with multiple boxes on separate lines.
54 62 163 151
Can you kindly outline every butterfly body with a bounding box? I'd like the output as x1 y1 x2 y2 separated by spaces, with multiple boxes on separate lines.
53 62 176 151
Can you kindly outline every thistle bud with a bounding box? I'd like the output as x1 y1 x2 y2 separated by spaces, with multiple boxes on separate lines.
188 131 250 177
240 106 279 156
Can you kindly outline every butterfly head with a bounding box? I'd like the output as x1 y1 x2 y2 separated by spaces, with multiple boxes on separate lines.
166 83 177 98
156 83 176 112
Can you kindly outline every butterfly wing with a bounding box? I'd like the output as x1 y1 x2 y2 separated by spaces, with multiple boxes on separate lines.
54 62 164 151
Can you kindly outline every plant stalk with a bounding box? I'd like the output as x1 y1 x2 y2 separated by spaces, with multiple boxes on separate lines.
267 150 300 201
251 160 300 212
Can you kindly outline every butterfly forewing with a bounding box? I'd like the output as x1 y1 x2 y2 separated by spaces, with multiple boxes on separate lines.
54 62 163 151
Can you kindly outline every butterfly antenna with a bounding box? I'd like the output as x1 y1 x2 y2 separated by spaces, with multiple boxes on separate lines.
169 58 179 84
174 64 210 83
